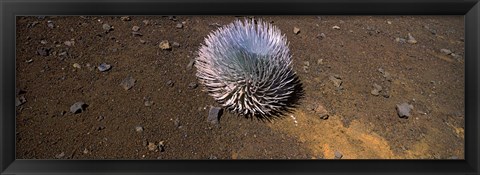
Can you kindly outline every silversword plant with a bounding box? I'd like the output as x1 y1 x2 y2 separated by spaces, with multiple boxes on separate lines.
195 19 300 118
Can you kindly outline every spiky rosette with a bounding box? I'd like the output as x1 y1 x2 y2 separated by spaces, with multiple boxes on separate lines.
195 19 300 118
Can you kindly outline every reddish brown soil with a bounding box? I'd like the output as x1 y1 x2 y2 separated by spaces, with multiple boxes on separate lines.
15 16 464 159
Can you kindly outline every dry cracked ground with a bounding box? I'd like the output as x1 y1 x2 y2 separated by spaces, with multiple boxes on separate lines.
16 16 464 159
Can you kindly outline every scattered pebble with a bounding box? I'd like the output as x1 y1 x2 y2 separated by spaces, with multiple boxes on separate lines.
135 126 144 132
440 49 452 55
73 63 81 69
378 68 392 81
16 96 27 107
293 27 300 34
55 152 65 159
144 100 154 107
70 101 87 114
396 102 414 118
166 80 174 87
317 33 326 40
172 42 180 48
395 37 406 44
64 41 75 47
158 141 165 152
176 23 183 29
132 26 140 32
407 33 417 44
40 40 48 44
387 21 392 24
314 103 329 120
208 106 222 124
329 75 342 88
83 148 89 154
140 39 146 44
120 16 131 21
159 40 171 50
47 20 55 28
371 83 383 96
132 31 143 36
334 151 343 159
36 48 50 56
142 20 150 25
147 142 157 151
188 82 198 89
102 24 112 31
98 63 112 72
120 76 136 90
332 25 340 30
174 118 181 128
303 61 310 73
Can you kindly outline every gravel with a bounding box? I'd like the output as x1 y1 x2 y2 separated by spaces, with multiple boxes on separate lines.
440 49 452 55
70 101 87 114
16 96 27 107
102 24 112 31
132 26 140 32
334 151 343 159
208 106 223 124
188 82 198 89
293 27 300 34
147 142 158 151
371 83 383 96
176 23 183 29
166 80 174 87
314 103 329 120
36 48 50 56
120 76 136 90
396 102 414 118
329 75 343 88
98 63 112 72
159 40 171 50
135 126 144 132
407 33 417 44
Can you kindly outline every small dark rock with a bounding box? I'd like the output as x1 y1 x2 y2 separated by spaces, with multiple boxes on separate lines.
98 63 112 72
120 16 131 21
188 82 198 89
16 96 27 107
174 118 181 128
120 76 136 90
396 102 414 118
55 152 65 159
166 80 174 87
132 31 143 36
36 48 51 56
208 106 223 124
47 20 55 28
70 101 87 114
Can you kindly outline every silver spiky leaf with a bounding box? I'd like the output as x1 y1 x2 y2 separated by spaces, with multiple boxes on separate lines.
195 19 299 117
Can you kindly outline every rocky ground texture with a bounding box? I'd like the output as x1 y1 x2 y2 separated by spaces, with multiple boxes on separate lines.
16 16 464 159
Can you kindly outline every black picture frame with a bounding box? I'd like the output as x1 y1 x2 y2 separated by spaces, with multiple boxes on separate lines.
1 0 479 174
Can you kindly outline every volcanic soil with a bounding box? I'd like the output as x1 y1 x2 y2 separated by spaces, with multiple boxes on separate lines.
15 16 464 159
